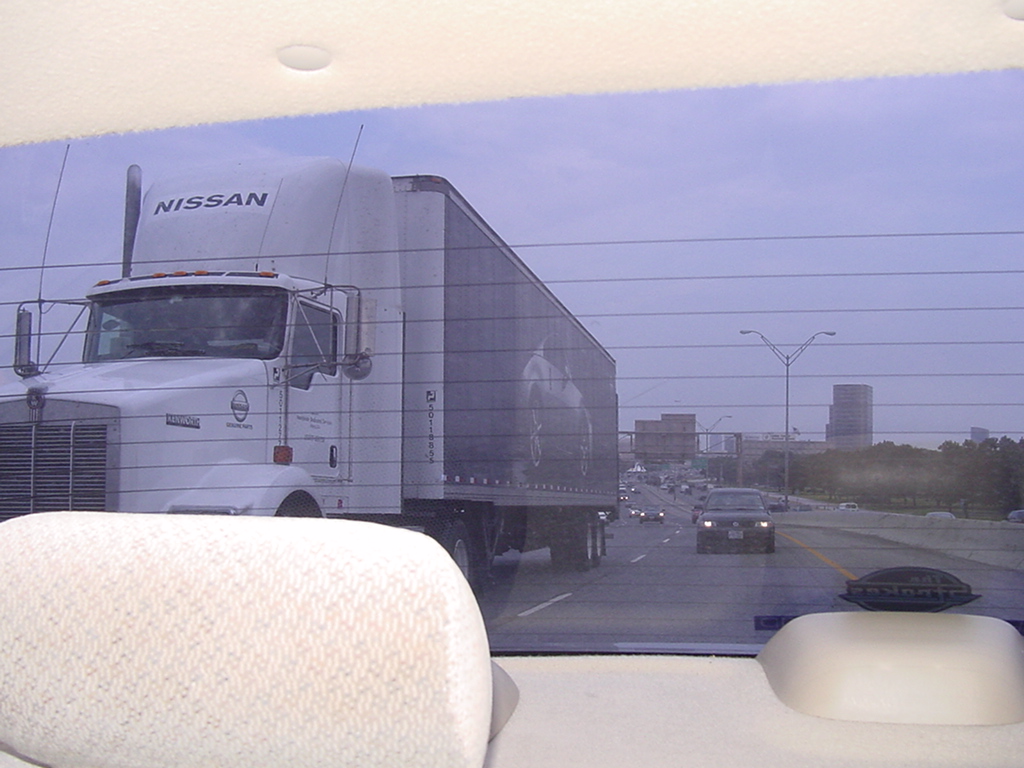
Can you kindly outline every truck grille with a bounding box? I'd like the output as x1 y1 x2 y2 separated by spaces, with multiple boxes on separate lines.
0 422 109 515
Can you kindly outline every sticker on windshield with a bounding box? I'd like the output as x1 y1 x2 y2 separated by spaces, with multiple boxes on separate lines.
840 566 980 612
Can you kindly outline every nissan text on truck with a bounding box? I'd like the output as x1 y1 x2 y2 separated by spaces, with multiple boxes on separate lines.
0 157 618 585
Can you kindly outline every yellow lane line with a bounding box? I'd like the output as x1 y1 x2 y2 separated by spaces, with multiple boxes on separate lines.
777 530 858 580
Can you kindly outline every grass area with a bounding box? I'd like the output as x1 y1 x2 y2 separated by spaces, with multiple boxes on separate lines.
794 492 1006 521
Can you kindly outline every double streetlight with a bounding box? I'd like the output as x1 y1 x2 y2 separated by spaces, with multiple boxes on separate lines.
696 415 732 454
696 415 732 483
739 329 835 509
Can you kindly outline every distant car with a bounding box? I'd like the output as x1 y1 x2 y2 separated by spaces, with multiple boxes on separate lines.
837 502 859 511
639 507 665 524
618 491 630 502
627 506 642 518
925 511 956 519
696 488 774 553
1006 510 1024 523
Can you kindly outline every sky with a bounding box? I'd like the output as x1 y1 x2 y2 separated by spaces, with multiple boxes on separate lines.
1 69 1023 448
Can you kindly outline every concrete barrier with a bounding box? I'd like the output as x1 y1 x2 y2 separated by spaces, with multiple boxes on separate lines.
780 509 1024 571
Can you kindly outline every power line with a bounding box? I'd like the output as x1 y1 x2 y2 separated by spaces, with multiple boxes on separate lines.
2 227 1023 278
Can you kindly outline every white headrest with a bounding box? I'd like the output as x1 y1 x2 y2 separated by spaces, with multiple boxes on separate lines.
0 512 494 768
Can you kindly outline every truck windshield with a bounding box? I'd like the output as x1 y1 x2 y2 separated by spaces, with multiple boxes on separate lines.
84 285 288 362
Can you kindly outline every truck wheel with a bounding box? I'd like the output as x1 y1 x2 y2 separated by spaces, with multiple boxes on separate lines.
274 492 321 517
437 520 474 585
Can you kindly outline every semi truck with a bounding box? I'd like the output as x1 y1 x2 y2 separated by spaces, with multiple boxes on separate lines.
0 157 618 584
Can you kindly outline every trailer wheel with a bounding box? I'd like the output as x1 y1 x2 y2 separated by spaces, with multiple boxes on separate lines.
437 520 474 585
274 492 321 518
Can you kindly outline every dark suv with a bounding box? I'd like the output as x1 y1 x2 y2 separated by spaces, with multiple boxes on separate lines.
696 488 775 553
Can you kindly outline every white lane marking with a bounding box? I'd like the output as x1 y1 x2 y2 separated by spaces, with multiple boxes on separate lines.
630 554 646 563
662 538 671 543
517 592 573 617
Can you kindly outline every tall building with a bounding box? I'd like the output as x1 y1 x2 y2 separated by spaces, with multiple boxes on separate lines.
633 413 698 464
825 384 873 450
970 427 990 443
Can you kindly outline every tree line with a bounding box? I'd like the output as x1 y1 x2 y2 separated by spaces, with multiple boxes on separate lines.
738 438 1024 515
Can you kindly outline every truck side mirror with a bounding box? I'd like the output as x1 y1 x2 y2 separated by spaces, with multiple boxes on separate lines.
341 293 374 380
14 309 39 378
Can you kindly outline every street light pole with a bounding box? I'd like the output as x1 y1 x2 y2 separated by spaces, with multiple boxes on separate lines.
739 330 835 510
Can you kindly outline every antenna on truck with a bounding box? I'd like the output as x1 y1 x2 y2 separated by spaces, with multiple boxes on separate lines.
324 124 364 285
36 144 70 304
15 144 70 378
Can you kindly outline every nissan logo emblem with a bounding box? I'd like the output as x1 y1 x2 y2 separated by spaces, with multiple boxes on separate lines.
231 390 250 423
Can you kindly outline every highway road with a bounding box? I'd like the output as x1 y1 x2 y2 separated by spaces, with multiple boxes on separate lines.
480 485 1024 653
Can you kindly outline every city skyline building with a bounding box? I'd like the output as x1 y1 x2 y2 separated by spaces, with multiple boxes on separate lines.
632 413 699 464
826 384 873 450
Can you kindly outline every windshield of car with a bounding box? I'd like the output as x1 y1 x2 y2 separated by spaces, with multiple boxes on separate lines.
2 69 1023 656
705 492 765 512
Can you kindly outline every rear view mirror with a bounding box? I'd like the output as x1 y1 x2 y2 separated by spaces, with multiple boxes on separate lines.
13 308 39 378
342 293 374 380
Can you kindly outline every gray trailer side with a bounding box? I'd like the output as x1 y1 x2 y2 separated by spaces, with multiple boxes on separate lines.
393 175 617 583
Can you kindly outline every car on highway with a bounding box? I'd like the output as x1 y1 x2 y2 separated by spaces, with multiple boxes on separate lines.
638 507 666 524
1006 510 1024 524
925 511 956 519
696 488 775 553
837 502 859 511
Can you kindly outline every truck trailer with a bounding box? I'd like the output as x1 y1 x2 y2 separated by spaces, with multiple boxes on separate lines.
0 157 618 584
